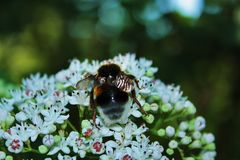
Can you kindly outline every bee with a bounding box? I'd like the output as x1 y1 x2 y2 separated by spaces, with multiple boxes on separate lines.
76 63 147 126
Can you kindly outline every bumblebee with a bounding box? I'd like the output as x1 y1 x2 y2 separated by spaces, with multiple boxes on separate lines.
76 63 146 126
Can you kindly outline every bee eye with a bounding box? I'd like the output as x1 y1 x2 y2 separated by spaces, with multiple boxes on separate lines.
99 78 106 84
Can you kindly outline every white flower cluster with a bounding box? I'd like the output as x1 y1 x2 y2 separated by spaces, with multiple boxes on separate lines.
0 54 216 160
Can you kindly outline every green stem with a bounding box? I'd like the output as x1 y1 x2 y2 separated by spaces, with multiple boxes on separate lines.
23 148 40 154
67 120 77 131
78 105 85 131
153 118 163 129
178 147 185 160
0 146 7 152
78 105 85 119
23 141 40 154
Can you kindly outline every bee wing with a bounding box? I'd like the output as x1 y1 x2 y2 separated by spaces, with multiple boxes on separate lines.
76 75 95 90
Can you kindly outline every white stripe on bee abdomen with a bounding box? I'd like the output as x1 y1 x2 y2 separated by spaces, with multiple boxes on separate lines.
115 75 132 92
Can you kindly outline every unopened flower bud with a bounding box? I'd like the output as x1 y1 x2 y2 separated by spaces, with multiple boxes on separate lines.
143 114 154 124
192 131 202 140
194 116 206 131
166 126 175 137
186 103 196 115
161 103 172 112
169 140 178 149
39 145 48 154
6 115 15 126
202 133 215 144
43 135 54 147
157 129 166 137
54 135 61 143
150 103 159 112
184 157 195 160
179 121 189 131
143 103 151 112
146 69 154 77
204 143 216 150
81 120 91 129
5 155 13 160
181 136 192 145
0 151 6 160
174 102 184 111
166 148 174 155
189 140 202 149
61 122 67 130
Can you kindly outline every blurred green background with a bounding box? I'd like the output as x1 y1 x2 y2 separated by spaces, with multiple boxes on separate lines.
0 0 239 159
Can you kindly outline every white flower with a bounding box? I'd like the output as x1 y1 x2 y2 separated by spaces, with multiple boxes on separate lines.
5 136 23 153
138 76 154 94
41 105 69 124
0 99 13 112
0 151 6 160
117 147 133 160
17 103 42 122
100 141 118 159
11 123 31 142
110 121 148 148
15 111 28 122
113 54 137 73
149 141 164 160
28 115 56 141
131 135 152 159
90 138 105 154
202 133 215 144
95 118 115 137
201 151 216 160
160 156 169 160
48 137 70 155
57 153 76 160
55 59 98 87
67 131 87 158
43 135 55 147
128 103 142 118
85 60 100 75
9 89 25 104
22 74 55 93
0 108 8 122
152 80 184 104
195 116 206 131
68 90 89 106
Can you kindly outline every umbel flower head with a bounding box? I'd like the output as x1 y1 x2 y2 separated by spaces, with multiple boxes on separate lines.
0 54 216 160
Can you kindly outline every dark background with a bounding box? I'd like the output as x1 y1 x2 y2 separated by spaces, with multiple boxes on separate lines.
0 0 239 159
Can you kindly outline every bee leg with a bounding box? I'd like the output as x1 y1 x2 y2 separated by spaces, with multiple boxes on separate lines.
131 89 148 115
127 74 142 90
134 79 141 90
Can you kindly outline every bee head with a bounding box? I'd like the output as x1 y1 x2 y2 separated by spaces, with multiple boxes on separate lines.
97 64 121 84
